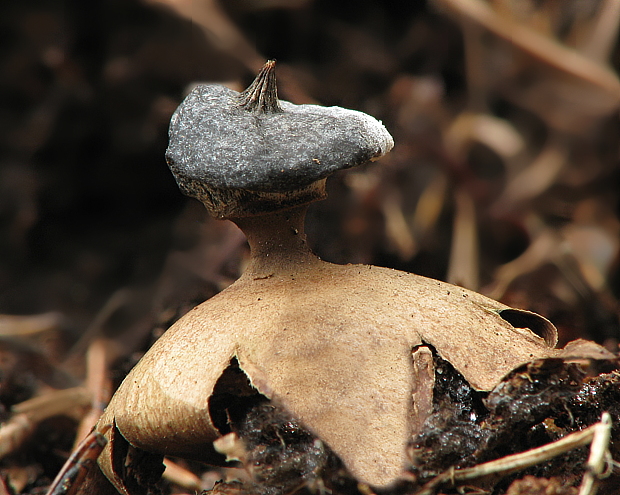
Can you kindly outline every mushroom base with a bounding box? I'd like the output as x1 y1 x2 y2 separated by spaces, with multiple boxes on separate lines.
175 177 327 218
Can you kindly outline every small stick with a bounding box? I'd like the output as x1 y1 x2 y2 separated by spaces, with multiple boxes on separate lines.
437 0 620 96
44 425 111 495
12 387 91 422
0 414 35 460
0 476 11 495
416 413 612 495
578 412 613 495
73 338 112 449
162 458 202 492
0 388 91 459
64 289 131 360
0 312 63 336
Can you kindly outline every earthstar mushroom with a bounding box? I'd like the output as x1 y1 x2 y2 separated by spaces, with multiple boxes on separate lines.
165 60 393 218
93 61 612 494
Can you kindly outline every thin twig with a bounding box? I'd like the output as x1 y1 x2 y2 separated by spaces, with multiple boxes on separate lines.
0 414 35 460
579 412 613 495
0 312 63 336
142 0 263 73
437 0 620 97
416 414 612 495
45 425 110 495
491 133 569 216
382 193 416 261
163 458 202 492
64 288 131 360
73 338 112 448
447 187 479 290
12 387 91 423
0 476 11 495
577 0 620 63
0 388 91 459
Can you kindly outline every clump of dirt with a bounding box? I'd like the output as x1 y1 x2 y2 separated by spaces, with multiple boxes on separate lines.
408 351 620 494
180 350 620 495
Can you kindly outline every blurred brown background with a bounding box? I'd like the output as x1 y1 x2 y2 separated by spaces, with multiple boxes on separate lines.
0 0 620 490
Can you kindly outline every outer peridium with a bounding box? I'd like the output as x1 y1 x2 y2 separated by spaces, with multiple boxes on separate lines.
92 258 579 493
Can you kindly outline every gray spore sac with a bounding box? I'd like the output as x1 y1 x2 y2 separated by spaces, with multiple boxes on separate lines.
166 84 393 193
